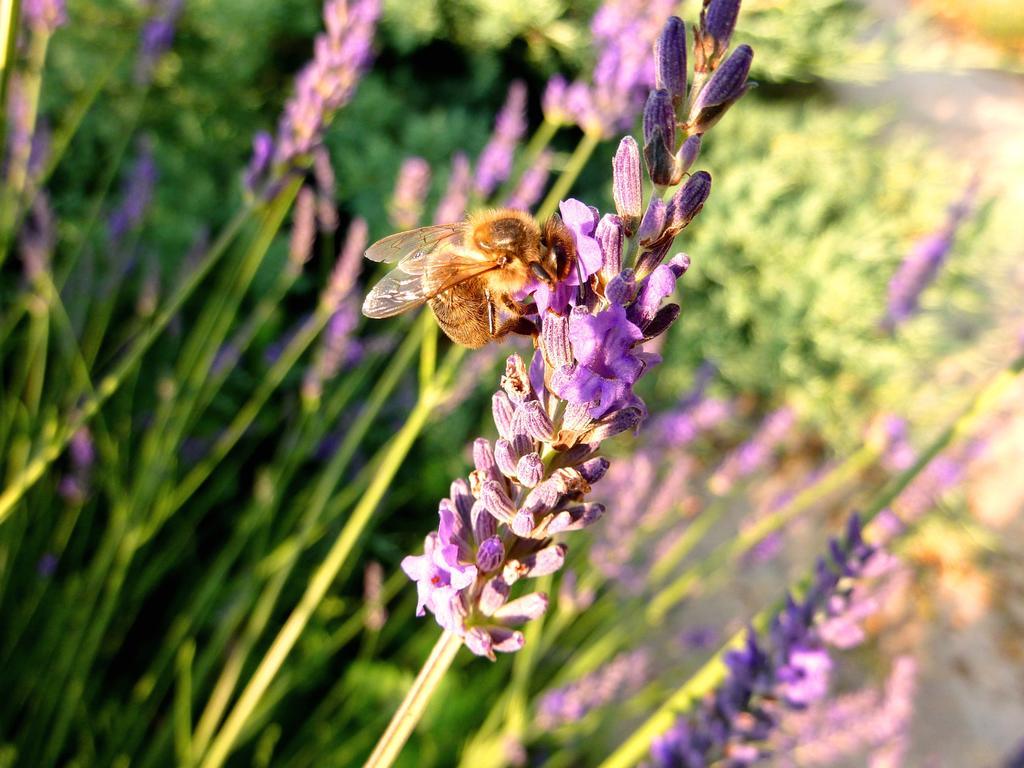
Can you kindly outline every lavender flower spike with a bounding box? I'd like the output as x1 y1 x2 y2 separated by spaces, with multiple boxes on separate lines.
650 514 877 768
260 0 380 183
505 150 552 212
402 192 696 657
401 0 744 663
434 152 472 224
475 81 528 198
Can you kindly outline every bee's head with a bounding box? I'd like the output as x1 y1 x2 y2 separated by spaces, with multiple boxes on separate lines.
539 213 577 284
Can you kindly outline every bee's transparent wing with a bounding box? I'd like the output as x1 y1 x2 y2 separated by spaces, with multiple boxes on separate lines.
363 223 463 264
362 247 498 319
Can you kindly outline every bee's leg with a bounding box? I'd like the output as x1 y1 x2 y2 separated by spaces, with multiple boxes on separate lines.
485 290 497 337
493 317 538 340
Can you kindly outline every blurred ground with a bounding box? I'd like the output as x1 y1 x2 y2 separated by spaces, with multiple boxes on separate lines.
835 7 1024 762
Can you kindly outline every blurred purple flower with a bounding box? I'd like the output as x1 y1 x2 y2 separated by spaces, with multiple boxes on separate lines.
883 179 978 330
389 156 431 230
36 552 59 577
303 217 367 403
22 0 67 34
108 139 157 251
543 0 675 137
18 191 55 280
136 0 184 84
504 150 551 212
709 407 795 494
289 185 317 267
536 649 650 730
434 152 471 224
475 81 527 198
254 0 380 188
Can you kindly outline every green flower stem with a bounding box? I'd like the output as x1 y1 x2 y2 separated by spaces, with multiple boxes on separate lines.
536 130 602 222
198 344 466 768
363 630 463 768
189 325 424 760
598 352 1024 768
0 0 21 153
0 26 47 266
0 203 252 525
174 641 196 767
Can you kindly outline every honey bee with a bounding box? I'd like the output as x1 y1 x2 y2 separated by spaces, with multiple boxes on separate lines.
361 209 578 348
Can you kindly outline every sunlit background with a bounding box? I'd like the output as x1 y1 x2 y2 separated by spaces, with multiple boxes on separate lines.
2 0 1023 766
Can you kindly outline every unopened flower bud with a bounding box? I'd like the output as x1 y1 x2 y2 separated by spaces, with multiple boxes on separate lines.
492 391 516 439
494 438 519 477
668 171 712 232
541 313 573 368
518 543 567 578
612 138 642 235
547 503 605 534
596 214 624 280
472 499 497 541
578 457 610 484
482 479 517 523
476 536 505 573
704 0 742 61
493 592 549 624
479 577 510 615
689 44 753 134
473 438 498 476
517 453 545 488
512 510 536 537
655 17 687 108
677 135 702 177
637 198 667 244
517 400 556 442
606 269 637 306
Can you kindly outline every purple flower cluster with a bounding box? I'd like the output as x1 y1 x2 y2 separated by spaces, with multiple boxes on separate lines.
475 81 527 198
401 5 754 661
247 0 380 193
401 186 696 657
135 0 184 85
22 0 67 35
543 0 675 138
883 179 978 330
650 514 878 768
